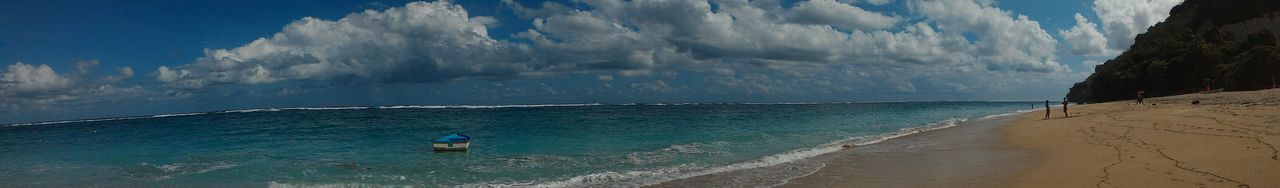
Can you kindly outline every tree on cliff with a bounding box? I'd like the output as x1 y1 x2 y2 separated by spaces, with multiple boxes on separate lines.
1068 0 1280 103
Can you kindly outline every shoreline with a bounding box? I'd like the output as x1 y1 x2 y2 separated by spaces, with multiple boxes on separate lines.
778 113 1033 187
661 89 1279 187
653 112 1034 187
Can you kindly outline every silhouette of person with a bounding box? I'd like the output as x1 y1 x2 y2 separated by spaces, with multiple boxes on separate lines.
1044 100 1051 119
1061 97 1069 117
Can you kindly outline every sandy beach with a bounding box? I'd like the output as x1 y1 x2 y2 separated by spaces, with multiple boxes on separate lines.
660 89 1280 188
1006 89 1280 187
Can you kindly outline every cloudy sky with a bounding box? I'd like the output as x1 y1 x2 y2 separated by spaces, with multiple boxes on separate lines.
1 0 1182 124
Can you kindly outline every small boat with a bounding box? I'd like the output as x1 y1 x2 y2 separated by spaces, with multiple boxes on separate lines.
433 133 471 151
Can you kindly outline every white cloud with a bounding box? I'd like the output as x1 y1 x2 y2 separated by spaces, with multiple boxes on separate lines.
788 0 901 30
157 0 1074 97
912 0 1065 73
117 67 135 79
2 62 74 95
156 2 537 89
596 74 614 81
470 16 500 27
4 0 1121 123
1093 0 1183 49
75 60 99 75
894 81 917 92
1 61 148 113
629 80 675 93
1060 13 1117 56
860 0 893 6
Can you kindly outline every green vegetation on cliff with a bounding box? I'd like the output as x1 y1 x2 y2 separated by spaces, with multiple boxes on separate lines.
1068 0 1280 103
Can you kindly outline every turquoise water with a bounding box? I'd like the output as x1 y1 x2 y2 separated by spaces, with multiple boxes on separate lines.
0 102 1036 187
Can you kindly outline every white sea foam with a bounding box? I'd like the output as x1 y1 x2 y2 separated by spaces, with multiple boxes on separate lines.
221 106 371 113
269 182 415 188
623 142 732 165
978 108 1038 120
475 117 974 188
378 103 604 109
4 116 154 127
288 107 371 110
150 112 208 118
135 161 238 181
222 108 284 113
4 104 613 127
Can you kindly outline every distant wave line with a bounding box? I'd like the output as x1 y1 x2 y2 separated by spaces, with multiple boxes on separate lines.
3 101 1042 127
3 103 604 127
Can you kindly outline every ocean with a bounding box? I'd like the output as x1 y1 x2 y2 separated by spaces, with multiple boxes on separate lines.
0 102 1038 187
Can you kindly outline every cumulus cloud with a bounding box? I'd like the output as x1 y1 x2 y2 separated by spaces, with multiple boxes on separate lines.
1 61 147 112
912 0 1065 72
117 67 135 79
156 2 537 89
2 63 74 96
629 80 676 93
1060 13 1116 56
860 0 894 5
4 0 1117 123
157 0 1072 97
788 0 901 30
75 60 99 75
1092 0 1183 49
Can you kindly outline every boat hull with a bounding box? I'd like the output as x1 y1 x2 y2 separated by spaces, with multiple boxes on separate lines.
433 142 470 151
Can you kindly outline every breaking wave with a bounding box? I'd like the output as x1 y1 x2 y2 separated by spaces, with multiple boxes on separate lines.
3 104 608 127
377 103 604 109
473 117 976 188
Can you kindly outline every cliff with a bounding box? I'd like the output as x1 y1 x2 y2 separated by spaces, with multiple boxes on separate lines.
1067 0 1280 103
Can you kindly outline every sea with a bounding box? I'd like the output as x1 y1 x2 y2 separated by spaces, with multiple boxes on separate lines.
0 102 1039 187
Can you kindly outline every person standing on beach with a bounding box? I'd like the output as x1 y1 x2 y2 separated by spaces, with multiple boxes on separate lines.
1044 100 1051 119
1136 90 1145 104
1061 97 1069 117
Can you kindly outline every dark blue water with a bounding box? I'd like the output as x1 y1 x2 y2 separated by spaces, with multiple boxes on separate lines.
0 102 1036 187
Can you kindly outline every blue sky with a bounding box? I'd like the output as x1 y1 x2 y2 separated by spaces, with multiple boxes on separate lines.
0 0 1183 124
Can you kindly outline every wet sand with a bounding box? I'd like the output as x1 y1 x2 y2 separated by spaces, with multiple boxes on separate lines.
654 115 1035 187
779 115 1033 187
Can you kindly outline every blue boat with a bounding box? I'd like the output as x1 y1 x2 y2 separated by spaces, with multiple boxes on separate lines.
432 133 471 151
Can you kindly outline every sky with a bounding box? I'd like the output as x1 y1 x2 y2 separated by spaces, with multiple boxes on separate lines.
0 0 1184 124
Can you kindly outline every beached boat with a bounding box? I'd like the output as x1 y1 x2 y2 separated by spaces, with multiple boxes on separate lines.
433 133 471 151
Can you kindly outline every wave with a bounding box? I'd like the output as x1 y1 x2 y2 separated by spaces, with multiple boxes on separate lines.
150 112 209 118
978 108 1038 120
131 161 238 181
377 103 604 109
268 182 415 188
4 116 154 127
623 142 733 165
220 106 371 113
473 117 973 188
2 104 607 127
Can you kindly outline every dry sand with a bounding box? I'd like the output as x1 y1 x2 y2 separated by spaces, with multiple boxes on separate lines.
658 89 1280 188
1006 89 1280 187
